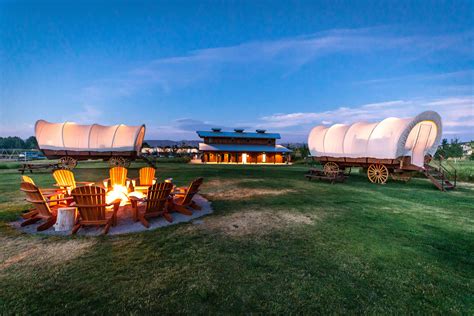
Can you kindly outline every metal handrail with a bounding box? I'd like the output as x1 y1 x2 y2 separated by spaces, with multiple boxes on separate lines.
432 155 457 188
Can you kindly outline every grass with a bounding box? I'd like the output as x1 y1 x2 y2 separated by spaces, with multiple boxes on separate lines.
0 161 473 314
449 160 474 182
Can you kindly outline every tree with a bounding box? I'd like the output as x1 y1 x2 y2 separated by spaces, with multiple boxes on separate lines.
435 138 463 159
0 136 26 149
435 138 449 158
449 138 463 159
299 144 310 158
25 136 38 149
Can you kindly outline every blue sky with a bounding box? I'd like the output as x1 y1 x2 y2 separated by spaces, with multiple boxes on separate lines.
1 0 473 142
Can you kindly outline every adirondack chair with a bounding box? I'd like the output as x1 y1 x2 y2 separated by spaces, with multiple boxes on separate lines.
21 175 62 195
20 175 65 219
71 185 121 235
20 181 72 231
129 182 173 227
170 178 204 215
53 169 94 191
133 167 156 193
106 166 129 188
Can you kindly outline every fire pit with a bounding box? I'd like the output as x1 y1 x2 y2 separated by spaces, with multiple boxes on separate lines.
104 181 145 206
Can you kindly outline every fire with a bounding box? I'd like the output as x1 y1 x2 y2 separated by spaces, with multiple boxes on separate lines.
105 185 145 206
106 185 130 206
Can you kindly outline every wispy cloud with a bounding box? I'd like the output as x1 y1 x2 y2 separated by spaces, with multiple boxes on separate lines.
356 69 474 85
82 28 473 100
257 96 474 141
144 96 473 142
69 105 103 124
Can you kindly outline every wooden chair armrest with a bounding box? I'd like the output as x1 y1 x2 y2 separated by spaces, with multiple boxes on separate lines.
41 188 62 193
43 191 62 198
54 183 72 187
46 196 73 203
76 181 95 185
106 198 122 207
128 196 140 202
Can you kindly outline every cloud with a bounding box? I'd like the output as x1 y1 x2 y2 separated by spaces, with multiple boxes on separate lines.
71 105 102 124
143 96 473 142
173 118 220 132
356 69 474 86
82 28 473 100
145 118 231 140
257 96 474 141
0 123 35 138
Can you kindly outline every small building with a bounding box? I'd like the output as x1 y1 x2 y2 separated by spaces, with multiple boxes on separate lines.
197 128 292 164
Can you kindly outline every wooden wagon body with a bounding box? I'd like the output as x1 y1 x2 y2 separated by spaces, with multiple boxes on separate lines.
308 111 442 184
35 120 146 169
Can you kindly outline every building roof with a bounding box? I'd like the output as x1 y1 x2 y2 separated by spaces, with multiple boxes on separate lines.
196 130 281 139
199 143 291 153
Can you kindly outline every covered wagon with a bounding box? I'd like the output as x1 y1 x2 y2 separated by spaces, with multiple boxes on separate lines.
35 120 146 169
308 111 443 184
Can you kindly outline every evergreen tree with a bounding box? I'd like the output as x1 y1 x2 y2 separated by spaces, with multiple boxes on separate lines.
449 138 463 159
25 136 38 149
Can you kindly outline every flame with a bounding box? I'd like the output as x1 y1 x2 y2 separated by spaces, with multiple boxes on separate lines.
106 185 129 206
105 185 145 206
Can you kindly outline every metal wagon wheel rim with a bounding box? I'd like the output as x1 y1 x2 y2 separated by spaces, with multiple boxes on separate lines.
109 156 126 167
367 164 389 184
59 156 77 170
323 162 339 176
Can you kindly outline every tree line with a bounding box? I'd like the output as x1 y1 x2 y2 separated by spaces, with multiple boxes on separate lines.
0 136 38 149
435 138 465 159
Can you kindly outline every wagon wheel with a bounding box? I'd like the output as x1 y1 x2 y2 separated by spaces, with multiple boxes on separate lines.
323 162 339 176
109 156 127 167
123 158 131 168
59 156 77 170
367 164 389 184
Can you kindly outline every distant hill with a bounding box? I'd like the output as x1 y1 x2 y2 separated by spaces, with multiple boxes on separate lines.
145 140 308 148
144 140 201 147
279 142 307 148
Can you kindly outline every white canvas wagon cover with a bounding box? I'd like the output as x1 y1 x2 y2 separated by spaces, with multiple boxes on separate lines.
35 120 146 153
308 111 442 166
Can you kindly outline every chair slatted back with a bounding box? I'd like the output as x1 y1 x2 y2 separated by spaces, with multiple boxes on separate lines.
71 185 107 221
110 167 128 187
181 178 204 205
146 182 173 213
20 182 52 218
21 175 35 184
139 167 156 186
53 169 76 189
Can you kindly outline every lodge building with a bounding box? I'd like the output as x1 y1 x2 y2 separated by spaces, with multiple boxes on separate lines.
197 128 291 164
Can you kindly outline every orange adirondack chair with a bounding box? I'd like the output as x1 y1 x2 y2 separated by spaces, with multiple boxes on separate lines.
107 166 129 187
71 185 121 235
171 178 203 215
20 182 72 231
53 169 94 191
130 182 173 227
20 175 65 219
134 167 156 193
22 175 62 195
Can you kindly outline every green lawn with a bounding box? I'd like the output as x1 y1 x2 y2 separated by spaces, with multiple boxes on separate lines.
0 162 473 314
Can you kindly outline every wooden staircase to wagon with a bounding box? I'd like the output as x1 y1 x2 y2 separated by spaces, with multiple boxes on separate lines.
422 157 457 191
